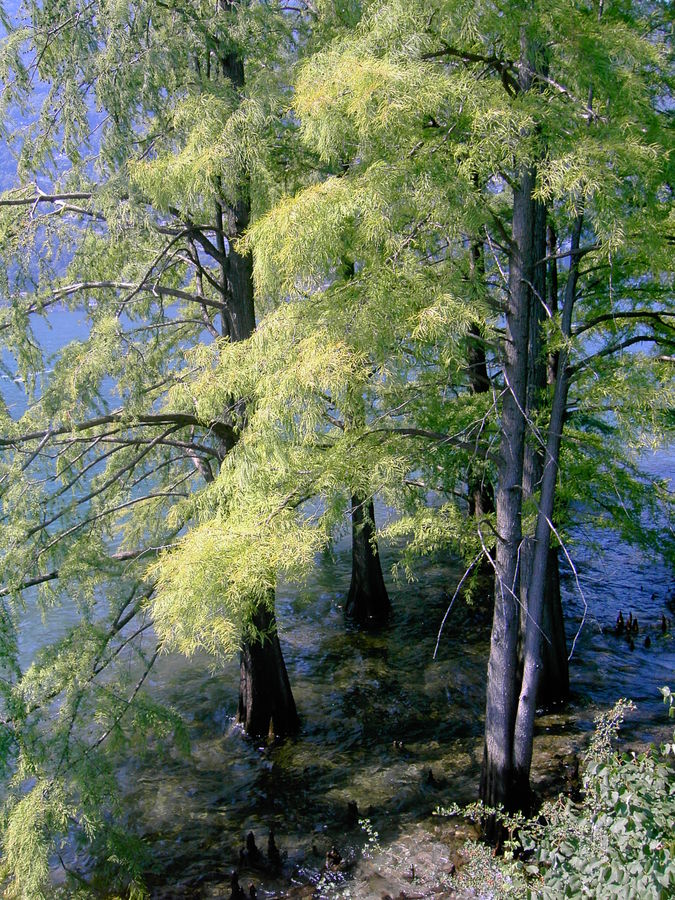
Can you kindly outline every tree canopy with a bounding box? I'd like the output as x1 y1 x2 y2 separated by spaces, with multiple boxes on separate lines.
0 0 673 894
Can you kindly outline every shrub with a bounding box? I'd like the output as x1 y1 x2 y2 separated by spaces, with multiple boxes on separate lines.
439 691 675 898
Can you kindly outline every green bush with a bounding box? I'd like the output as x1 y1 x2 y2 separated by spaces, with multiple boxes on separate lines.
440 691 675 898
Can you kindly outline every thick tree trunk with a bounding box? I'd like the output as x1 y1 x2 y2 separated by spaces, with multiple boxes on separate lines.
537 548 568 706
237 601 299 738
519 202 569 706
345 495 391 627
480 164 534 814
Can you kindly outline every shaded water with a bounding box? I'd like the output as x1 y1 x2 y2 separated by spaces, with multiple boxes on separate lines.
100 491 674 899
3 317 673 896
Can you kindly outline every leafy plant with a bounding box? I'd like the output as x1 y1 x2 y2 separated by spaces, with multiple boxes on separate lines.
659 686 675 755
440 696 675 898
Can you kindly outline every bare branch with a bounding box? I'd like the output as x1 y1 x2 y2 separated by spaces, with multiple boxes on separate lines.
574 309 675 337
571 334 675 375
0 191 94 207
0 410 235 449
0 570 58 597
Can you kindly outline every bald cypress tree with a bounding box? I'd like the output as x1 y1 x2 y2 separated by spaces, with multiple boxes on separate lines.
239 0 674 819
0 0 345 889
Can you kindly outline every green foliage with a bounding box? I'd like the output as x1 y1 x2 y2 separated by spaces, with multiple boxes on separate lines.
0 0 673 892
530 702 675 898
659 686 675 755
440 697 675 898
0 0 360 889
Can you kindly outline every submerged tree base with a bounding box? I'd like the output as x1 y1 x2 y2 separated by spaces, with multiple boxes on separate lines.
237 603 299 739
345 495 391 628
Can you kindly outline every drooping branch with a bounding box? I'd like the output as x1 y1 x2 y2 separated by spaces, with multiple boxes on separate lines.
0 410 236 449
571 334 675 375
36 484 193 557
0 190 94 207
52 280 227 313
25 426 182 538
368 426 495 459
0 570 59 597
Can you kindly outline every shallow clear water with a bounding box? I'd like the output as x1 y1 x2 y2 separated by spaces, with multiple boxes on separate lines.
102 486 674 899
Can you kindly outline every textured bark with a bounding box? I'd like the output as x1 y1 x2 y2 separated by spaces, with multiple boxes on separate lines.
537 548 568 706
480 164 534 813
225 198 256 342
519 202 569 706
237 602 299 738
345 495 391 627
216 34 256 344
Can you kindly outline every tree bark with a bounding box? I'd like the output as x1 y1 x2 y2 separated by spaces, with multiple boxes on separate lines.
480 164 534 814
512 214 583 792
519 202 569 706
345 495 391 627
237 600 300 738
537 547 568 706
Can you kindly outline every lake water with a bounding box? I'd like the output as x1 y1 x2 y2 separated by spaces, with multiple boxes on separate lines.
4 307 672 897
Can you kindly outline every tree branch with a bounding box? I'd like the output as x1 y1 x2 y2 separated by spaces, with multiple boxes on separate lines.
571 334 675 375
0 410 235 449
574 309 675 337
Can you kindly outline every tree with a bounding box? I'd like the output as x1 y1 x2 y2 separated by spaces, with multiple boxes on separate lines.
231 0 673 820
0 0 672 893
345 493 391 626
0 0 333 888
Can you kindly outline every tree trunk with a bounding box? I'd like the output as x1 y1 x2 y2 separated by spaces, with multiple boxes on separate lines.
237 601 299 738
345 495 391 627
519 202 569 706
537 548 568 706
217 31 298 739
480 163 534 814
512 214 583 793
227 219 298 737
